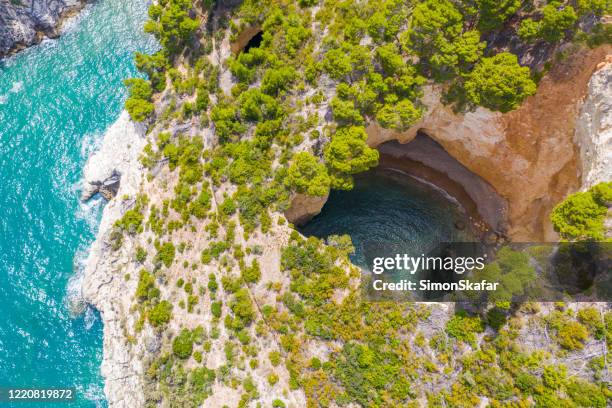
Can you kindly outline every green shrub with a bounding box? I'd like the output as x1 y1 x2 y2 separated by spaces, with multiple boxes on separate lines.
269 351 281 367
268 373 279 385
208 274 218 292
464 53 536 113
286 152 331 197
148 300 172 327
211 301 222 318
324 126 379 190
577 306 604 338
231 288 255 328
542 364 567 390
156 242 176 267
172 329 194 359
124 78 154 122
551 182 610 240
445 310 484 347
557 320 588 350
135 246 147 263
241 259 261 283
136 270 158 302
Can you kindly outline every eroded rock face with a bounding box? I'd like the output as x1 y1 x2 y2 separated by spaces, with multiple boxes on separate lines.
0 0 87 57
81 111 148 408
575 57 612 189
81 111 147 202
367 45 612 241
285 192 329 226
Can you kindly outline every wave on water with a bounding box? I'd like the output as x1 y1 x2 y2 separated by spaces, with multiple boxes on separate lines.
65 246 91 316
81 131 105 160
0 80 24 104
386 168 466 212
9 81 22 93
79 381 106 408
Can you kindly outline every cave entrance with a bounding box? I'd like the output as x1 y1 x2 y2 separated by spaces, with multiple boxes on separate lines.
375 132 507 237
243 31 263 53
298 169 479 266
298 132 507 292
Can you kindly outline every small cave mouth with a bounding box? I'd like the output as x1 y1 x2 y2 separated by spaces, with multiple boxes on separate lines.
298 132 508 284
243 31 263 53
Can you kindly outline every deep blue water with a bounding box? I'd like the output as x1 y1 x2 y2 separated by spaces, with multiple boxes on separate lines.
0 1 155 406
300 168 476 269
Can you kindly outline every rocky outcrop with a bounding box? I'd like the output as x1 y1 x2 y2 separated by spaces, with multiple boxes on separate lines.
284 192 329 226
0 0 87 58
575 57 612 189
81 111 147 202
81 111 148 408
368 45 611 241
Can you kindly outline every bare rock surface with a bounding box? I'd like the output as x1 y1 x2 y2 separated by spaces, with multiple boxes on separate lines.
0 0 87 57
575 57 612 189
81 111 148 408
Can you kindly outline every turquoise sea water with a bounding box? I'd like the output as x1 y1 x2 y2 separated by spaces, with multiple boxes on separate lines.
0 1 155 406
300 169 476 269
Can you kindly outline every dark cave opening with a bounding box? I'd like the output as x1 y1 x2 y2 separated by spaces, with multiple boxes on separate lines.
243 31 263 53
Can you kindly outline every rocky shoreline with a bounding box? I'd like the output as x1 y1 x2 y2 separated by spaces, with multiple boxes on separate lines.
0 0 88 58
80 111 149 407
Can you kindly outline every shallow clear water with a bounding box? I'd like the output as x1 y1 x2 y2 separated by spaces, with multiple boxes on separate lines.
300 168 476 270
0 1 155 406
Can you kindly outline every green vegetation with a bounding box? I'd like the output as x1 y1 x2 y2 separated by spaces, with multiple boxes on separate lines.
124 78 154 122
156 242 176 267
324 126 379 190
149 300 173 327
172 328 194 359
463 53 537 113
445 310 485 347
551 182 611 240
122 0 611 406
519 2 577 43
144 0 199 56
286 152 330 197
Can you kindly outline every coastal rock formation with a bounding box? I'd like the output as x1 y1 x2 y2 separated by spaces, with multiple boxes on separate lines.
81 111 148 407
284 192 328 226
575 57 612 189
367 45 611 241
81 111 147 202
0 0 86 58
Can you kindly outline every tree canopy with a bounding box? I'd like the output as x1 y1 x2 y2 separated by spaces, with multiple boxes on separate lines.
464 53 536 113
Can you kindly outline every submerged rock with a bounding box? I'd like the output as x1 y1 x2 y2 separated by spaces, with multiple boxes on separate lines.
0 0 87 58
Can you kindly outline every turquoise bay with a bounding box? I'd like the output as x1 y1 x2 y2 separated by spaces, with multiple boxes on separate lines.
0 0 155 406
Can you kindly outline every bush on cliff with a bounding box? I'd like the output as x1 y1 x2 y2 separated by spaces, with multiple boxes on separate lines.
124 78 154 122
149 300 172 327
323 126 379 190
286 152 331 197
463 53 536 113
550 182 610 241
172 328 194 359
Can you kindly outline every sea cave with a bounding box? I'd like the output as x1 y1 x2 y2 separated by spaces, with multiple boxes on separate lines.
299 132 508 275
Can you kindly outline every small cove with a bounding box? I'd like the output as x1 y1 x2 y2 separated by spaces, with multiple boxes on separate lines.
299 167 478 272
